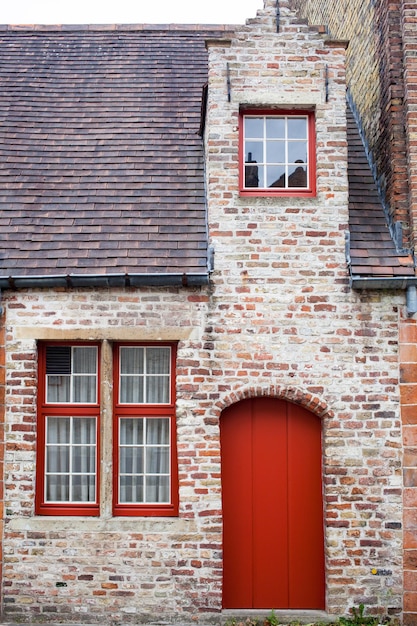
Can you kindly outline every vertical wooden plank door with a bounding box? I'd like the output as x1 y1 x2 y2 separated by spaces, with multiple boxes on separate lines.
220 397 325 609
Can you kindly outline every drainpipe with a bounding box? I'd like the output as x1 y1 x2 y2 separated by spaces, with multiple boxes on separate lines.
406 285 417 317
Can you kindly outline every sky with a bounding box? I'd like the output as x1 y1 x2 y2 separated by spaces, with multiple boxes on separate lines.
0 0 264 25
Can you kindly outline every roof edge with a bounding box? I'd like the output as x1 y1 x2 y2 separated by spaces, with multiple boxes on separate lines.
0 23 238 32
0 273 210 290
350 275 417 290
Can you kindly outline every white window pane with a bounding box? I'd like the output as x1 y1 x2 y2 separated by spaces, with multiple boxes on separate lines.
72 475 96 502
245 141 263 164
147 418 169 445
73 418 95 444
245 165 259 187
72 347 97 374
46 446 70 473
46 475 69 501
120 418 143 445
244 117 263 138
288 163 308 187
45 416 97 503
120 475 144 503
73 375 97 403
46 417 70 443
146 447 169 474
118 417 171 505
72 446 96 473
266 117 285 138
266 140 285 163
46 346 97 404
146 476 169 503
120 347 144 374
146 376 169 403
119 346 171 404
287 117 307 139
120 376 144 403
120 446 144 474
267 165 286 188
146 348 170 375
47 375 70 403
288 141 307 164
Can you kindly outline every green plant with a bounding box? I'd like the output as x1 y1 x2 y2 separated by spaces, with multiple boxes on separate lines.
339 603 379 626
265 610 279 626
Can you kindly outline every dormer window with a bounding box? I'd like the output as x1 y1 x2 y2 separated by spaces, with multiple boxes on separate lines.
240 109 316 197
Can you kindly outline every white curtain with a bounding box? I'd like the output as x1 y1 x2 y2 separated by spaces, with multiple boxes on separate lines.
46 416 96 502
119 417 169 504
119 347 170 404
46 346 97 404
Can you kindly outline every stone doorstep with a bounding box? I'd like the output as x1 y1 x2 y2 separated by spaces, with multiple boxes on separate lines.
0 617 386 626
0 620 332 626
0 615 334 626
221 609 334 624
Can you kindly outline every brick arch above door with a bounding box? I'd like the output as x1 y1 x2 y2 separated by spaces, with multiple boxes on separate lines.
212 382 334 422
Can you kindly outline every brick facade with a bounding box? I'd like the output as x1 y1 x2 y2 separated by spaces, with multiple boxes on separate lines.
402 0 417 251
292 0 411 249
400 315 417 625
0 1 410 624
0 299 5 619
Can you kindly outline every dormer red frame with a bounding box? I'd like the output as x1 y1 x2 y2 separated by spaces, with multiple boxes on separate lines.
239 108 317 198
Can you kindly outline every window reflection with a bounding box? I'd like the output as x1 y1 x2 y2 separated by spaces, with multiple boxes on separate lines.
243 114 310 191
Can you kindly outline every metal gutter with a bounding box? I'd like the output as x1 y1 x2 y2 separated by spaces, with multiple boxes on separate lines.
350 274 417 316
0 272 210 290
350 275 417 290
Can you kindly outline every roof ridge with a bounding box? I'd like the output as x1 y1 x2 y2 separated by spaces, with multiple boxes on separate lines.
0 23 238 32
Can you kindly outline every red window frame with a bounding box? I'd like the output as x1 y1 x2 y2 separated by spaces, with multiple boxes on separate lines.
35 342 101 516
239 108 316 197
112 342 178 517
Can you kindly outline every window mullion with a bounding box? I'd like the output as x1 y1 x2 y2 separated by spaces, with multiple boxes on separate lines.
263 116 267 188
69 417 73 503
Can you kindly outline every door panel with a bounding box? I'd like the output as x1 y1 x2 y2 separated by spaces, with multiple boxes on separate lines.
287 403 325 608
220 397 324 610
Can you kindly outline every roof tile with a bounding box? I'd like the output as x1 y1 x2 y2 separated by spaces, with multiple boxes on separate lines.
0 27 226 280
347 105 415 279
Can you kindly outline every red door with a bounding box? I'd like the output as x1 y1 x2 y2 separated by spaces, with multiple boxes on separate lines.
220 397 324 609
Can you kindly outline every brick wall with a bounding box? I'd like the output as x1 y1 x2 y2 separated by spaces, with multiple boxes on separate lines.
2 287 219 623
400 314 417 626
204 0 403 621
402 0 417 251
291 0 411 248
0 300 5 619
0 2 407 623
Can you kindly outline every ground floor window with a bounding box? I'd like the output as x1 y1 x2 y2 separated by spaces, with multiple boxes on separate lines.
35 341 178 517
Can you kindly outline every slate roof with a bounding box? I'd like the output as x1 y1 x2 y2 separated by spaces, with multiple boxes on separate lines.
347 105 415 282
0 25 414 289
0 26 230 287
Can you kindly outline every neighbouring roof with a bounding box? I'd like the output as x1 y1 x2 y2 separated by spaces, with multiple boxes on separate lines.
346 105 415 284
0 25 231 288
0 25 414 290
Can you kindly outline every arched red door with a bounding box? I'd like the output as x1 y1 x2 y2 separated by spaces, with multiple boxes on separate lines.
220 397 325 609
